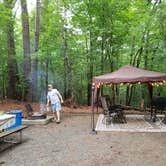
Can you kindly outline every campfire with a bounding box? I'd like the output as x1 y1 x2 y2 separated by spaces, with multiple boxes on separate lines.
25 104 47 120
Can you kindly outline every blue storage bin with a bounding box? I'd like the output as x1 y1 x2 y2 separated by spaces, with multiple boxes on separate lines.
7 110 22 130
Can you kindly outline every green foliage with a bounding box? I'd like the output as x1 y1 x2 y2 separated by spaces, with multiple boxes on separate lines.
0 0 166 104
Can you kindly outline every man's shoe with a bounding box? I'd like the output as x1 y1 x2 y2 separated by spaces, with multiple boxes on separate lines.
56 120 61 124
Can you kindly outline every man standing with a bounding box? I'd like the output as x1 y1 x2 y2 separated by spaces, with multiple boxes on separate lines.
47 84 63 123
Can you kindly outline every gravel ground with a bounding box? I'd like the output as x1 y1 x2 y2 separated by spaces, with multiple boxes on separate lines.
0 114 166 166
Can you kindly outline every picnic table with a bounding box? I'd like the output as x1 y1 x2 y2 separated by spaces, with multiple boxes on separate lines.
0 114 16 132
0 114 27 144
0 125 27 144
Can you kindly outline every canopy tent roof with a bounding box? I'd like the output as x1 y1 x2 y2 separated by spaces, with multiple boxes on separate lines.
93 65 166 85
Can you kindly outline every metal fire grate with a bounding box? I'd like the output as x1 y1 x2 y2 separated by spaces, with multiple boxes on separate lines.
25 104 46 120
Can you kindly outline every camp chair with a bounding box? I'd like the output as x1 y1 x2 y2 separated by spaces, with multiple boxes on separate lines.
110 105 127 123
100 96 112 125
100 96 126 124
25 104 33 117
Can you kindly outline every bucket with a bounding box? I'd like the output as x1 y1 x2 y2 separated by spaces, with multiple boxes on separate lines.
7 110 22 130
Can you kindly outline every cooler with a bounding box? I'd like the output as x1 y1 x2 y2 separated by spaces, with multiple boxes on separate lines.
7 110 22 130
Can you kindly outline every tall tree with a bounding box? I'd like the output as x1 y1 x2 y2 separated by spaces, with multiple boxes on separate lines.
20 0 31 101
86 0 94 105
57 0 75 101
4 0 19 99
32 0 40 101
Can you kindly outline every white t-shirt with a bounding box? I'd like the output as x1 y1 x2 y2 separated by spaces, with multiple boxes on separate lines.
47 89 60 104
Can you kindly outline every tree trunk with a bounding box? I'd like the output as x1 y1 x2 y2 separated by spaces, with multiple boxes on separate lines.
41 0 49 102
4 0 19 99
141 31 150 105
129 36 135 65
62 23 74 101
86 1 94 105
62 2 75 102
62 20 68 99
32 0 40 101
87 29 94 106
20 0 31 101
45 56 49 101
159 3 166 47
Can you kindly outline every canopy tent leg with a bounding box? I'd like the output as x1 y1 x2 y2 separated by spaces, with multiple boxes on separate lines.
90 106 97 135
148 83 155 121
148 83 153 101
90 83 97 135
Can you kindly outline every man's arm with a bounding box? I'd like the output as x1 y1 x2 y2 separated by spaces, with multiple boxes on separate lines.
57 91 63 103
47 93 50 106
59 94 63 103
47 99 50 106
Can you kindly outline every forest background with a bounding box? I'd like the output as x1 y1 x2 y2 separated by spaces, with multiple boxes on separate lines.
0 0 166 108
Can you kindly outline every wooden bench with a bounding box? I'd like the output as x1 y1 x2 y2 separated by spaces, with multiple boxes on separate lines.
0 125 27 144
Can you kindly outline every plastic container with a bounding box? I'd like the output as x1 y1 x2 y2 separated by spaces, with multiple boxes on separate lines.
7 110 22 130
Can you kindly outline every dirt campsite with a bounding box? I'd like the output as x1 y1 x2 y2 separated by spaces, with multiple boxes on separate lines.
0 99 166 166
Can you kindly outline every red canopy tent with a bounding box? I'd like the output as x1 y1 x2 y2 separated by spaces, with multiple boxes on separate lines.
91 65 166 133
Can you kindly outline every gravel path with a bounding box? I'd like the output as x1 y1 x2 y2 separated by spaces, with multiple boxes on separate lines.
0 114 166 166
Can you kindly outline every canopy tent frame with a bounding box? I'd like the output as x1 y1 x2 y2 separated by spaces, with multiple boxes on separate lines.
91 65 166 133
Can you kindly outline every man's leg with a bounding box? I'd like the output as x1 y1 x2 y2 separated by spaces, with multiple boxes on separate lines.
56 111 60 122
56 102 61 123
54 112 57 120
52 104 57 121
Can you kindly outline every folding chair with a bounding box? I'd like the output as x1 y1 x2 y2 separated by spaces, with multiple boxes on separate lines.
100 96 126 124
25 104 33 117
